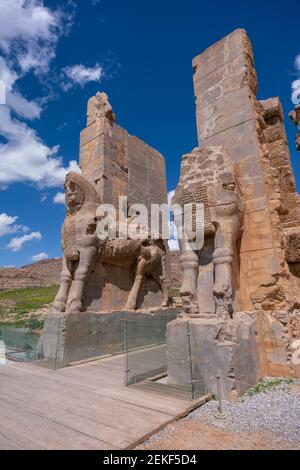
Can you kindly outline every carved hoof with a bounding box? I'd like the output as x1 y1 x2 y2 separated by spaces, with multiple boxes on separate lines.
180 290 193 298
181 293 199 316
161 297 172 308
66 300 83 313
124 302 136 311
53 301 66 313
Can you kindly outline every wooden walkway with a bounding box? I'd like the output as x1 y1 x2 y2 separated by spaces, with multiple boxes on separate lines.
0 356 209 450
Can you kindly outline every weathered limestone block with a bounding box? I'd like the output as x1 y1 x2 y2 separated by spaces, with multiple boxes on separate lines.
53 93 171 314
42 308 179 367
167 313 260 399
191 29 300 313
173 145 244 317
285 227 300 263
167 29 300 394
80 96 167 213
87 92 116 125
289 104 300 151
254 308 300 378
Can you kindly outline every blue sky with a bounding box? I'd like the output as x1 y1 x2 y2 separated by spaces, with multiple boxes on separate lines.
0 0 299 267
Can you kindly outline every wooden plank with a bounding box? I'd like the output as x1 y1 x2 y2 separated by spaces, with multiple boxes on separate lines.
0 399 113 450
1 362 188 416
0 367 178 421
0 423 46 450
0 369 178 435
0 389 167 449
0 356 210 450
0 432 24 450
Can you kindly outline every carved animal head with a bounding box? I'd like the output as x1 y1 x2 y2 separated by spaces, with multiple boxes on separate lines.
64 179 84 215
64 172 101 215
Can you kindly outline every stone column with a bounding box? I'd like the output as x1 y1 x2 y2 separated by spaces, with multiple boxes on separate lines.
192 29 290 311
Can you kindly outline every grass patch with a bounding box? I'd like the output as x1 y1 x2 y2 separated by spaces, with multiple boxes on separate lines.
245 378 293 396
171 287 180 297
0 285 58 329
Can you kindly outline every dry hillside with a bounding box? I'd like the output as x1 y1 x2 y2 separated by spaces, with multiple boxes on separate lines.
0 252 182 290
0 259 62 290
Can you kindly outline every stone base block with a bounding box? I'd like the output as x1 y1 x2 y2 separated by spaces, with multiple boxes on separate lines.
166 312 260 399
255 309 300 378
41 308 179 368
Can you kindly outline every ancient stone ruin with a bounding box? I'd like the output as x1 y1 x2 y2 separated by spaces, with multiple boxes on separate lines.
42 92 174 365
54 92 171 314
290 104 300 151
167 28 300 398
42 29 300 398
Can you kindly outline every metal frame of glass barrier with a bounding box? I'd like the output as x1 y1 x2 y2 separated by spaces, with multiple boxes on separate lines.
0 319 64 369
0 326 43 363
1 310 188 378
124 315 207 401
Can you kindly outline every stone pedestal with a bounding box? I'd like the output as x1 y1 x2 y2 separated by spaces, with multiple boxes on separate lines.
41 307 179 368
166 312 260 399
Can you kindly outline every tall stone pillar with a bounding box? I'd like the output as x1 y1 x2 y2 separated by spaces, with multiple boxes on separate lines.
78 92 170 312
192 29 296 311
167 30 300 395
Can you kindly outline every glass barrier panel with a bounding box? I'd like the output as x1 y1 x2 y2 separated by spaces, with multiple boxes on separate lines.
124 315 205 401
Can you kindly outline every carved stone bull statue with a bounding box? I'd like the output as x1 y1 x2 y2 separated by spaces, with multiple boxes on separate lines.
53 172 170 313
173 158 244 319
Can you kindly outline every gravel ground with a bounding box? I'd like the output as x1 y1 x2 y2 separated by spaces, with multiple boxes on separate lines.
188 382 300 445
138 381 300 449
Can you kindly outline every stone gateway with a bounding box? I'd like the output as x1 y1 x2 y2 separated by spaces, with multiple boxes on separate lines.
167 29 300 398
42 30 300 396
42 93 174 365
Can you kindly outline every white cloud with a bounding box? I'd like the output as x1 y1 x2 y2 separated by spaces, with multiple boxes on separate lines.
168 239 180 251
167 189 180 250
0 105 80 188
0 57 17 90
32 252 48 262
6 91 42 120
167 190 175 207
63 64 103 88
0 212 28 236
0 57 42 118
0 0 65 75
0 213 18 236
8 231 42 252
0 1 80 189
292 54 300 105
292 79 300 105
53 192 65 204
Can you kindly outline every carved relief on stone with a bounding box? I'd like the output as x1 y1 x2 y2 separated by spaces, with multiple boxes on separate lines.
173 145 244 319
54 172 171 313
87 91 116 126
289 104 300 151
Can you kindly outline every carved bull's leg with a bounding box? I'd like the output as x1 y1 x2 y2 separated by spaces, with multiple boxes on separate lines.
178 235 199 315
125 256 146 310
213 220 238 318
53 257 74 312
66 246 97 312
151 271 170 307
152 248 171 307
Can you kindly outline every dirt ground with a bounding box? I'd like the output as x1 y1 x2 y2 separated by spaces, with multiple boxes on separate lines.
137 420 296 450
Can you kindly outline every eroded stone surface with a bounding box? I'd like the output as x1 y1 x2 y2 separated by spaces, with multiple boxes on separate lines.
53 94 171 314
170 28 300 389
289 104 300 151
167 313 260 399
173 146 244 317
